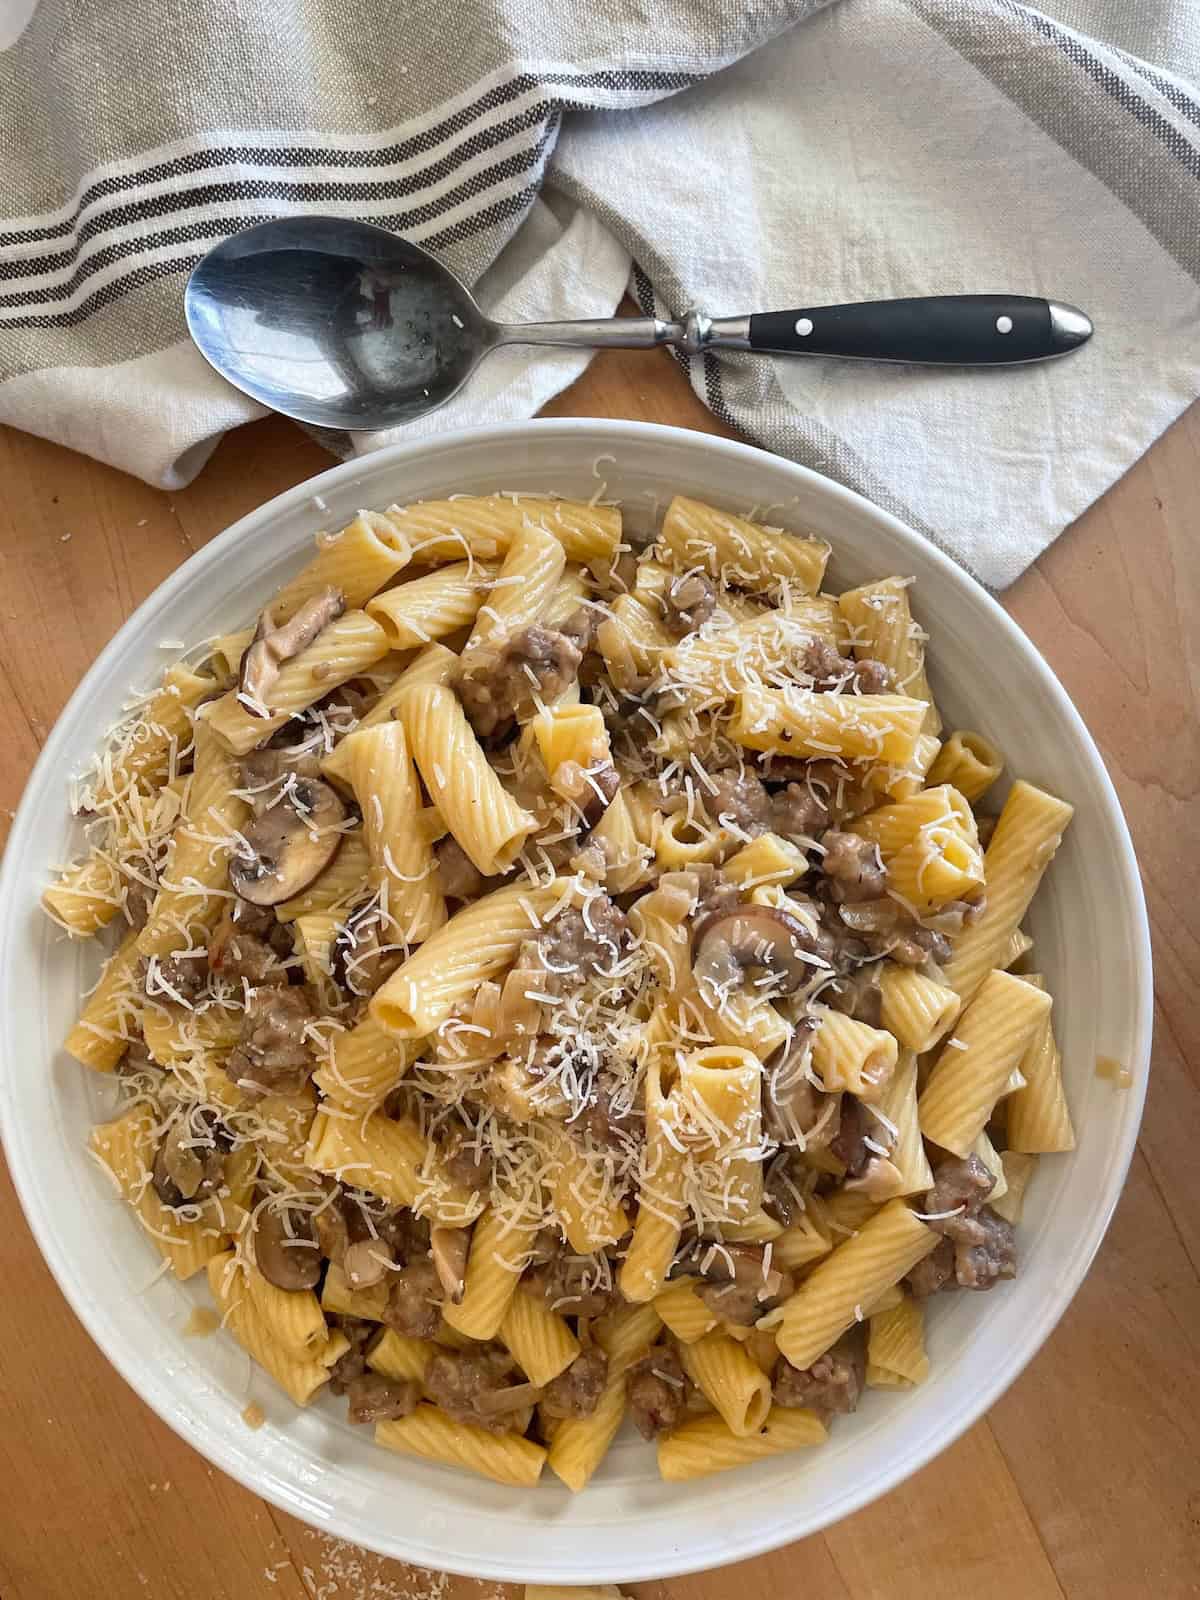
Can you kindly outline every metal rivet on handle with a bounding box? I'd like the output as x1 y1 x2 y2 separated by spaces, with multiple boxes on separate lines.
795 318 813 337
996 316 1013 334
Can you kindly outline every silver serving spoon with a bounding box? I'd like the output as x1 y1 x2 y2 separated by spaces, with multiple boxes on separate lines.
185 215 1093 432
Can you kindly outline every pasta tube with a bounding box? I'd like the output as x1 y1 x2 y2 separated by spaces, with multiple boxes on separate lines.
730 686 927 768
918 970 1053 1155
400 684 537 876
383 494 620 565
366 560 496 648
500 1290 580 1388
64 930 143 1071
680 1331 772 1437
837 577 940 733
304 1109 482 1224
775 1200 938 1371
138 725 251 956
660 496 830 592
441 1204 540 1341
376 1405 546 1486
346 721 446 942
1005 973 1075 1153
370 879 564 1038
270 512 410 619
658 1406 826 1481
941 781 1074 1003
866 1294 929 1387
926 730 1003 803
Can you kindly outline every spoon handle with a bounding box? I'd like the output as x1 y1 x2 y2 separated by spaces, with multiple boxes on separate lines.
492 316 678 351
494 295 1092 366
731 295 1092 365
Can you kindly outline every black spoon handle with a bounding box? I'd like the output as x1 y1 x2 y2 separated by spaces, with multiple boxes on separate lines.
742 295 1092 366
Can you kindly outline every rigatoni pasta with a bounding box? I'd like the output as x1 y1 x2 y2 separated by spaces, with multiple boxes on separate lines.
51 486 1077 1491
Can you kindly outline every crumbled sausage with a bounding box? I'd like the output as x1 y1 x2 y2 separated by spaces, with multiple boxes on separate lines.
145 949 209 1001
537 896 629 973
455 624 583 740
774 1330 865 1416
423 1347 521 1432
208 899 291 986
384 1258 443 1339
953 1208 1016 1289
523 1249 615 1318
541 1346 609 1420
572 1078 642 1153
924 1154 996 1221
626 1347 688 1439
916 1155 1016 1290
224 985 315 1094
694 1244 795 1326
700 873 746 929
703 769 772 836
440 1127 493 1193
801 640 894 693
436 837 486 901
821 831 888 903
375 1207 431 1264
887 923 953 967
906 1235 956 1298
662 571 717 637
769 781 830 841
850 657 894 693
328 1317 381 1394
345 1373 421 1424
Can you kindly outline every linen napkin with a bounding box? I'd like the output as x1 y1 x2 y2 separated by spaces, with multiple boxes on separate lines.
3 0 1200 587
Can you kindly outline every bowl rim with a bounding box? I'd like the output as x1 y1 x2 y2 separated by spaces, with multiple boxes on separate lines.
0 417 1153 1580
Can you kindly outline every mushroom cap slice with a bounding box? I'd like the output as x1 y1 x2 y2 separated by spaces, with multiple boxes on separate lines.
229 777 347 906
430 1225 472 1304
253 1205 321 1291
692 903 820 997
343 1237 395 1290
150 1111 228 1208
238 587 345 715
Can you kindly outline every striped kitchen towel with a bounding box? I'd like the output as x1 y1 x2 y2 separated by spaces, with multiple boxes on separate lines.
2 0 1199 586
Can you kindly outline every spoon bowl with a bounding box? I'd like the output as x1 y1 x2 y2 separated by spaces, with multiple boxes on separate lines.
186 217 490 429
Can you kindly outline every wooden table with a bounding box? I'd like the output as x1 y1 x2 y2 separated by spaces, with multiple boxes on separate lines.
1 347 1197 1600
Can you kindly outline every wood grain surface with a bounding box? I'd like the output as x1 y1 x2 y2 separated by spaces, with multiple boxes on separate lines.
0 345 1197 1600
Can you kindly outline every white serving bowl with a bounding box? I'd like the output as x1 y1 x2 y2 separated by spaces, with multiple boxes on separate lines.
0 420 1151 1582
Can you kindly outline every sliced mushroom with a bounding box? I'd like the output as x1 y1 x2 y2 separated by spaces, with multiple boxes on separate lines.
253 1204 321 1291
151 1111 229 1208
342 1237 395 1290
430 1225 472 1304
229 778 347 906
692 904 821 998
238 586 345 714
238 746 323 812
